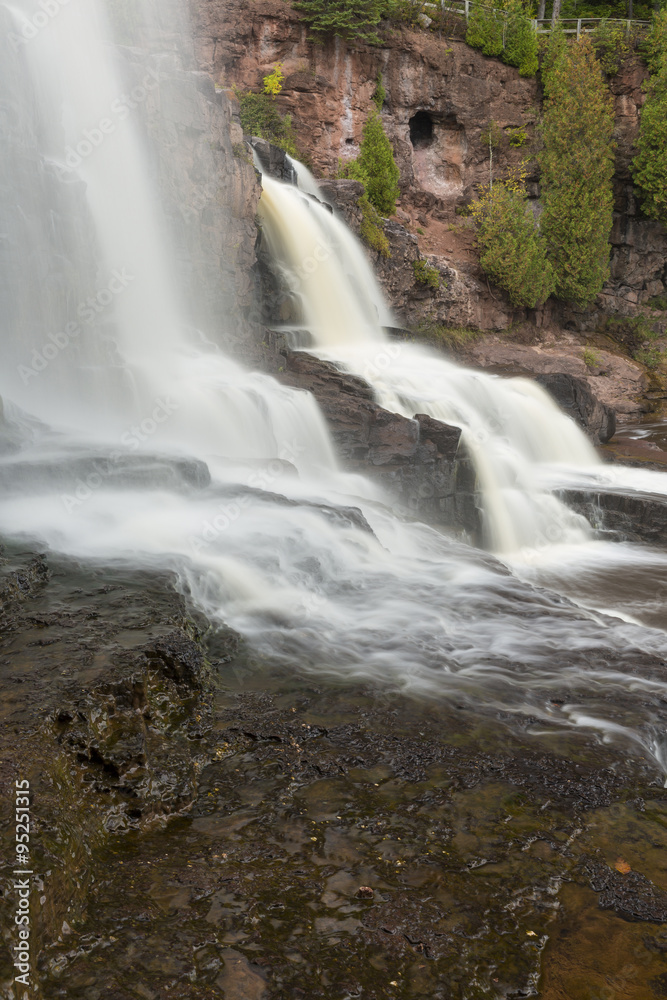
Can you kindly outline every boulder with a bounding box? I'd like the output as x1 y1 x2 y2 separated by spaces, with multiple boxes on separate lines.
277 350 482 540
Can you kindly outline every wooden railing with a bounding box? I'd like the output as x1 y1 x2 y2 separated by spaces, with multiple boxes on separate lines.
425 0 651 36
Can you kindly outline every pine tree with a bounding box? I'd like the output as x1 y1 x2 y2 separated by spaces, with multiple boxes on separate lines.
632 11 667 227
292 0 385 44
465 3 503 57
472 178 554 308
503 0 539 78
345 110 400 215
633 69 667 228
539 35 615 305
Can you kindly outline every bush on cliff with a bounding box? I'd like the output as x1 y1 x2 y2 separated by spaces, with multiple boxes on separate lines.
471 177 553 308
641 9 667 75
466 0 538 77
466 3 503 57
359 195 390 256
502 0 539 77
237 91 299 157
539 34 615 305
633 14 667 228
292 0 386 44
340 110 400 215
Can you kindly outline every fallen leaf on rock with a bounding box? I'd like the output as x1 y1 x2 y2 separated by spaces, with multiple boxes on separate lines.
615 858 631 874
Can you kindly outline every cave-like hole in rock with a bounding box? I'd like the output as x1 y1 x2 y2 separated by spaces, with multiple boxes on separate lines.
409 111 434 148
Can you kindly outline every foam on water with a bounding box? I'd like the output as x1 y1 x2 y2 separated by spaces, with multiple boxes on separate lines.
1 0 667 775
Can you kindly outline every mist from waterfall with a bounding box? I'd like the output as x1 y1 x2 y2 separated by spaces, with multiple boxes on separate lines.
1 0 667 775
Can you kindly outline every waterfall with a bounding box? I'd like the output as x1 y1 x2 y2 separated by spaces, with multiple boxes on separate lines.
1 0 666 774
258 173 599 553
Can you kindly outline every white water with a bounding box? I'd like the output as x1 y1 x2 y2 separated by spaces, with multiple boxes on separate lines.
259 174 599 553
1 0 667 775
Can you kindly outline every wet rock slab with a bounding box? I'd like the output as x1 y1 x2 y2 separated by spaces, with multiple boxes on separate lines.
559 486 667 546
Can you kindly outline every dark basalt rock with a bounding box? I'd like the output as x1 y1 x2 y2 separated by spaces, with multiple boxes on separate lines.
248 136 296 184
536 372 617 443
0 547 240 831
558 487 667 546
582 857 667 923
146 630 207 687
277 349 482 541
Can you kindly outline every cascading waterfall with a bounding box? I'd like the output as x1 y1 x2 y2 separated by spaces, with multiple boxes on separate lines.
1 0 667 775
258 173 599 553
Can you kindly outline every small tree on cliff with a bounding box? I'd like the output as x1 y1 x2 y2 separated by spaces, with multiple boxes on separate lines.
633 13 667 227
471 174 554 308
292 0 386 44
342 109 400 215
539 34 615 305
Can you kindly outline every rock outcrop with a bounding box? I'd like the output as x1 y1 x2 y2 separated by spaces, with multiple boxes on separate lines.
276 348 482 540
559 487 667 546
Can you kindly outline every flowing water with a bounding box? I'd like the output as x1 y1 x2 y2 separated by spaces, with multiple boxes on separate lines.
1 0 667 784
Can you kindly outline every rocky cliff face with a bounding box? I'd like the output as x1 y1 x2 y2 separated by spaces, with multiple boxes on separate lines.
190 0 667 337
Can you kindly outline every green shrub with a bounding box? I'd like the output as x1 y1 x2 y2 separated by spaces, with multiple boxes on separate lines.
291 0 386 44
641 10 667 75
634 347 665 369
415 322 481 351
503 0 539 77
359 195 390 256
466 0 537 77
471 177 554 308
582 347 603 368
466 3 503 57
648 293 667 311
600 314 663 367
591 19 630 76
341 110 399 215
237 91 299 157
413 259 441 289
539 35 615 305
507 125 528 148
633 53 667 228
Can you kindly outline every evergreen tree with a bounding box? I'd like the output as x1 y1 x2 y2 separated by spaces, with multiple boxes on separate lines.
472 178 554 308
633 63 667 227
503 0 539 77
465 3 503 57
292 0 386 44
539 35 615 305
344 110 400 215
